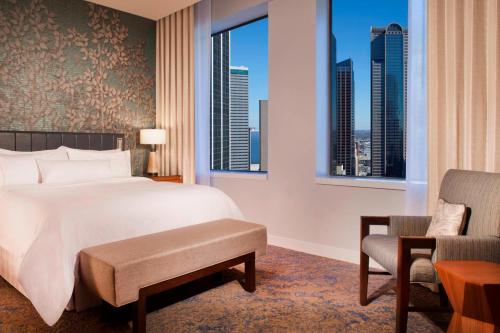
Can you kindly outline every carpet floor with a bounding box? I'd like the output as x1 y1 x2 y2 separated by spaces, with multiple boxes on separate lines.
0 246 451 332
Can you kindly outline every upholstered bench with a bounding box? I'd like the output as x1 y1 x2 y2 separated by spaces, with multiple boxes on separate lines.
79 219 267 333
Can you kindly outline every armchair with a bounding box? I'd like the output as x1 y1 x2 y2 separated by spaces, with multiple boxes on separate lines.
359 170 500 333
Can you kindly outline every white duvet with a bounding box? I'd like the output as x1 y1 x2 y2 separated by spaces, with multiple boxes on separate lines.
0 177 243 325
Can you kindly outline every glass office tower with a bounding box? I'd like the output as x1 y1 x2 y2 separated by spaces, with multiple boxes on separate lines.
370 23 407 178
211 31 230 170
336 59 355 176
330 34 338 175
229 66 250 170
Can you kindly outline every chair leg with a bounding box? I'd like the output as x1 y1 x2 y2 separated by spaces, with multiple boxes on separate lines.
360 251 369 306
395 276 410 333
396 240 411 333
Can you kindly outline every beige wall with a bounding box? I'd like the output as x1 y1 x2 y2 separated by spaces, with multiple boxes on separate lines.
211 0 406 263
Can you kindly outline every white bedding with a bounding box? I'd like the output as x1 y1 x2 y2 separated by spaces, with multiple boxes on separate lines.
0 177 243 325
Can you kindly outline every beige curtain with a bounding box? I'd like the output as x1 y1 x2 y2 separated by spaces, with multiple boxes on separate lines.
427 0 499 212
156 6 195 184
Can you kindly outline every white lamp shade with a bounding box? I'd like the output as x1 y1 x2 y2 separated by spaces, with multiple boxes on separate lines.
140 129 166 145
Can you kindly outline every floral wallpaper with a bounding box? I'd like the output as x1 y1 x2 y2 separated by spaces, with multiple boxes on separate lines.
0 0 156 175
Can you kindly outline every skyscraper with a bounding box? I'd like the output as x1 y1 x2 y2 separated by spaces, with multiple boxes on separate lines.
229 66 250 170
259 100 268 171
330 34 338 175
354 141 360 176
335 59 355 176
370 23 407 178
211 31 230 170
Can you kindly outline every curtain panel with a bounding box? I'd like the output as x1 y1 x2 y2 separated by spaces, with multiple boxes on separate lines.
427 0 499 212
156 6 195 183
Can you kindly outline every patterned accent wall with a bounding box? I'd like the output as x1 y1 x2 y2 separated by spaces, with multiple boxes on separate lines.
0 0 156 175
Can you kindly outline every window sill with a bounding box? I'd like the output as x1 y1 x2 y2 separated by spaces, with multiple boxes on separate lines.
210 171 268 181
315 176 406 191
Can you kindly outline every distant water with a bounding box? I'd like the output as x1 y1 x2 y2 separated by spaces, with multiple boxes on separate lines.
250 131 260 164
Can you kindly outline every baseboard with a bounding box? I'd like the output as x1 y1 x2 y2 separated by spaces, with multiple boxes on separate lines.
268 234 383 270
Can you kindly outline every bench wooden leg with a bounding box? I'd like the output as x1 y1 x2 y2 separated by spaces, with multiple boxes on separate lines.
244 252 256 292
133 295 147 333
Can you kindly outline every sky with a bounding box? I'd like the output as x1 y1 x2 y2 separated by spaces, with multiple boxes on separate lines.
229 18 268 130
332 0 408 130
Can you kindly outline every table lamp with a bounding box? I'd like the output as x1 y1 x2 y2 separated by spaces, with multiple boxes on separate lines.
140 129 166 175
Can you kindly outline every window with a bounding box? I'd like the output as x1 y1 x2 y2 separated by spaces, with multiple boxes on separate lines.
210 17 268 173
330 0 408 179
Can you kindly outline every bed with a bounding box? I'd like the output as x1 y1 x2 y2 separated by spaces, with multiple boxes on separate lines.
0 131 244 326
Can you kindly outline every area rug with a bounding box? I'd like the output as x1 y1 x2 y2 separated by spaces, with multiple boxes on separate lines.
0 246 450 332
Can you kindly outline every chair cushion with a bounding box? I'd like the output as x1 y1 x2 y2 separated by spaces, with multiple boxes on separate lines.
362 235 436 283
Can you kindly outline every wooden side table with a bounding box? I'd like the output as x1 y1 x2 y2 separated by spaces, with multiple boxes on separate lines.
435 261 500 333
146 175 183 183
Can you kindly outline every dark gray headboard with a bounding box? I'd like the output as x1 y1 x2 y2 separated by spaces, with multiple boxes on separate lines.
0 131 124 152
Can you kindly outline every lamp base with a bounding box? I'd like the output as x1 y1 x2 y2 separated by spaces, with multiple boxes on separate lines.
147 151 159 175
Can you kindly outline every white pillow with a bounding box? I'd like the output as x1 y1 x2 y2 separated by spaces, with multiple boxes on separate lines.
0 150 69 186
426 198 467 236
0 155 39 186
67 150 131 177
36 160 112 184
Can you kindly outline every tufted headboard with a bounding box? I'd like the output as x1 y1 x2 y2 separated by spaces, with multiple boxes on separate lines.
0 131 124 152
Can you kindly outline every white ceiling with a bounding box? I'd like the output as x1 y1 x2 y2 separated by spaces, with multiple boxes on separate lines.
86 0 200 21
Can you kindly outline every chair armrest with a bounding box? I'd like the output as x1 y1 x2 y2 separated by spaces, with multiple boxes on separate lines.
388 216 432 237
433 236 500 263
360 216 390 241
397 237 437 285
398 236 437 252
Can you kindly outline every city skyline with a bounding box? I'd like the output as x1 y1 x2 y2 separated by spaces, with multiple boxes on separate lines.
330 22 408 178
331 0 408 178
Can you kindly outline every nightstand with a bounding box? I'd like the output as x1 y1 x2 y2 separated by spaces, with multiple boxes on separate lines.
146 175 183 183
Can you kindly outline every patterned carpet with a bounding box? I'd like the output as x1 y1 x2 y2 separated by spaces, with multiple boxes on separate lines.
0 246 450 332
